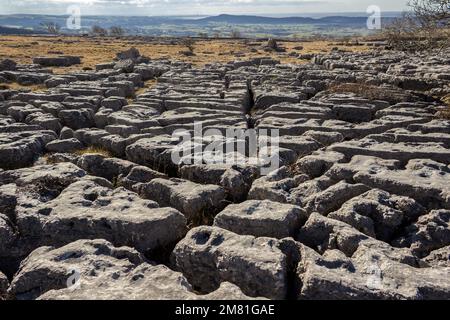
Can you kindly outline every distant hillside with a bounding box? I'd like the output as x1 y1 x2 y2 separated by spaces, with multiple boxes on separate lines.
0 14 397 37
195 14 374 25
0 13 398 28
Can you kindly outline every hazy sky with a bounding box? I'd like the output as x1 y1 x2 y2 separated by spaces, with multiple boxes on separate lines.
0 0 410 16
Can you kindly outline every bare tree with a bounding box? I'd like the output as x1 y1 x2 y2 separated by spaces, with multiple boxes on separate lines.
384 12 425 51
230 29 242 38
40 22 61 35
109 26 125 37
180 37 195 53
91 25 108 37
410 0 450 27
385 0 450 50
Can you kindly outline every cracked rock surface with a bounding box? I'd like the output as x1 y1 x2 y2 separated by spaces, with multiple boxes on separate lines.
1 47 450 300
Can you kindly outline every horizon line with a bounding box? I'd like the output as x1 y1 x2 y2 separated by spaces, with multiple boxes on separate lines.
0 11 406 17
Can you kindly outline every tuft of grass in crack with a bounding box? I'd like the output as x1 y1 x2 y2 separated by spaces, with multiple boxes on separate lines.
439 94 450 120
74 146 112 158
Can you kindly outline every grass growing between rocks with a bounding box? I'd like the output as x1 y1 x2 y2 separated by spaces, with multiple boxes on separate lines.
328 83 396 101
135 79 157 97
0 82 46 92
74 146 113 158
439 94 450 120
0 35 371 72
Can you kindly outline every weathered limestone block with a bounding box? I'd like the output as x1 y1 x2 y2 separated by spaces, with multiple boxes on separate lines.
179 164 259 202
10 239 256 300
33 56 81 67
0 270 8 299
139 178 227 222
172 226 289 299
58 109 95 130
302 181 370 215
328 189 425 241
77 154 135 180
297 243 450 300
118 165 167 191
393 210 450 258
214 200 307 238
421 246 450 268
330 139 450 165
248 167 309 203
295 150 346 178
15 179 187 254
297 213 417 265
0 131 56 170
45 138 83 153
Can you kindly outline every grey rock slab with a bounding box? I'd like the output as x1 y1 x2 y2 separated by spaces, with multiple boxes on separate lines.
77 154 135 181
0 131 56 170
9 239 256 300
172 226 289 299
14 92 68 103
214 200 307 238
33 56 81 67
13 179 187 255
0 270 8 299
179 164 259 202
352 159 450 209
45 138 83 153
58 109 95 130
139 178 227 222
421 246 450 268
0 162 87 187
0 59 17 71
248 166 309 203
328 189 426 241
297 243 450 300
393 210 450 258
295 150 346 178
107 108 160 130
117 47 141 61
7 104 42 122
301 181 370 215
25 112 62 134
118 165 167 192
303 130 344 146
125 135 183 174
329 139 450 165
101 96 128 111
408 119 450 134
59 127 74 140
297 213 417 266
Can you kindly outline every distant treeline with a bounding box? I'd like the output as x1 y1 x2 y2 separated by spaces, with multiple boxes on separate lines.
0 25 44 35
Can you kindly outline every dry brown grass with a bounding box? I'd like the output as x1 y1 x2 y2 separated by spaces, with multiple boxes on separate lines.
0 35 371 73
0 82 47 92
74 146 112 158
439 94 450 119
135 79 157 97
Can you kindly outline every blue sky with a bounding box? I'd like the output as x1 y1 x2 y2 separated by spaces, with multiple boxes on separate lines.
0 0 410 16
